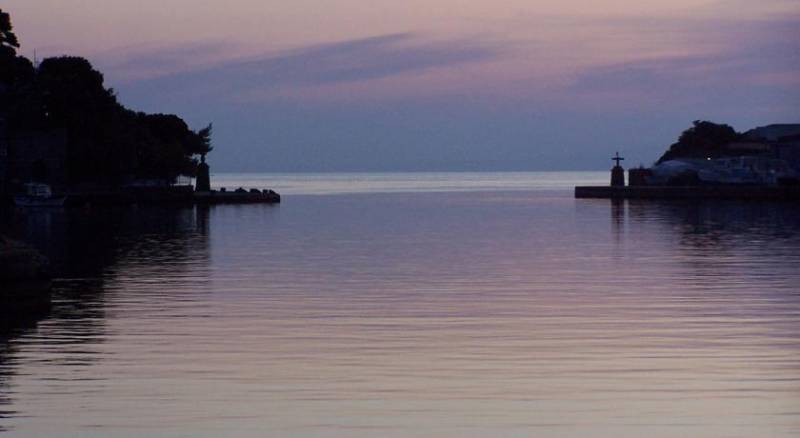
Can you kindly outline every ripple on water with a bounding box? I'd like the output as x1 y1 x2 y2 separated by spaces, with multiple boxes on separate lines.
2 184 800 437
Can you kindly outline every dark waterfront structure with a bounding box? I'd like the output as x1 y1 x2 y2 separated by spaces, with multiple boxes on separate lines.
0 119 280 206
576 122 800 200
575 184 800 200
610 152 625 187
195 154 211 192
628 167 652 186
0 126 280 206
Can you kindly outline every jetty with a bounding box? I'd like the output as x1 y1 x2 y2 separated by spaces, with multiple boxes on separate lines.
3 155 280 207
57 187 281 207
194 189 281 205
575 184 800 200
576 142 800 200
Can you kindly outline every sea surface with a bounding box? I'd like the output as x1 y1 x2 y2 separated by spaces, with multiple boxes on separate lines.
2 172 800 437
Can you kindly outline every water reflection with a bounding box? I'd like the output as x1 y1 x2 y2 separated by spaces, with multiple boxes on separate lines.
622 200 800 291
624 199 800 240
1 192 799 437
0 205 212 433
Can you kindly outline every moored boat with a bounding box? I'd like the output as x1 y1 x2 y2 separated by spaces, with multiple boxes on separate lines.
14 183 66 207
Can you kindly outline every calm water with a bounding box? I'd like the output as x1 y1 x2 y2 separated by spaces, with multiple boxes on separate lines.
2 172 800 437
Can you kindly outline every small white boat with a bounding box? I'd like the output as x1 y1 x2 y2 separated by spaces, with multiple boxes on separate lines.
14 183 66 207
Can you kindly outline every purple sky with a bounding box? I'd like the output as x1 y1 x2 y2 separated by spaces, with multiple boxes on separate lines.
5 0 799 171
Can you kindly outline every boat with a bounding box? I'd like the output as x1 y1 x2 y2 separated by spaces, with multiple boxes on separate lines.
14 183 66 207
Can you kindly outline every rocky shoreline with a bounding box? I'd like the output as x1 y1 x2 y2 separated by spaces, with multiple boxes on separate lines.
0 236 52 327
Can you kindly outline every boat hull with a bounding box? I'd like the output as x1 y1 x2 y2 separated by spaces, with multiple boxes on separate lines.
14 196 67 207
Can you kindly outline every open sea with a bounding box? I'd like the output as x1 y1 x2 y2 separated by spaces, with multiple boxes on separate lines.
2 171 800 437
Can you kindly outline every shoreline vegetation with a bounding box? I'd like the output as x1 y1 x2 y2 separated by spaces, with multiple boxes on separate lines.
1 9 280 208
0 9 212 196
0 9 277 323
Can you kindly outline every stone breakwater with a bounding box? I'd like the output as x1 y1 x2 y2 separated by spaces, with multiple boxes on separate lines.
194 189 281 204
77 187 282 206
5 187 281 207
0 237 52 326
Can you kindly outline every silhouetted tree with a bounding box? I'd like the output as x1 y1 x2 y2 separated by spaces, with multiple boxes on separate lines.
657 120 742 163
34 57 128 183
135 114 210 180
0 8 19 57
1 9 213 186
37 57 117 122
0 11 34 166
0 9 31 95
194 123 213 157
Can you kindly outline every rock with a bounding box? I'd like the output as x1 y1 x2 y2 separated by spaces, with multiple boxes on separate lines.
0 238 50 280
0 236 52 325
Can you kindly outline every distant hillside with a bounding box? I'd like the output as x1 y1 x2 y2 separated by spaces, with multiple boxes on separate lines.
656 121 800 164
656 121 740 164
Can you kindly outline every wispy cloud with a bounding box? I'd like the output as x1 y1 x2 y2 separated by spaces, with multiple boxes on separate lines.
564 16 800 111
115 33 501 102
97 41 240 82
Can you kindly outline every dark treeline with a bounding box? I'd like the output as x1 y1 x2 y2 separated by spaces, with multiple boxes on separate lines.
656 121 742 164
0 9 211 185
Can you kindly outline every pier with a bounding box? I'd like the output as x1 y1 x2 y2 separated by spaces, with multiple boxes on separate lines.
575 152 800 200
194 189 281 205
575 185 800 200
58 187 281 207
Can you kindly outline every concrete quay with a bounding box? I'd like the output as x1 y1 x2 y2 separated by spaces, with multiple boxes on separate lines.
575 185 800 200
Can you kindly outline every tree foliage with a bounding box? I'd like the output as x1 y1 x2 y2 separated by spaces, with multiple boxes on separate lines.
656 120 742 164
0 10 212 186
0 9 30 87
195 123 213 157
0 8 19 55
